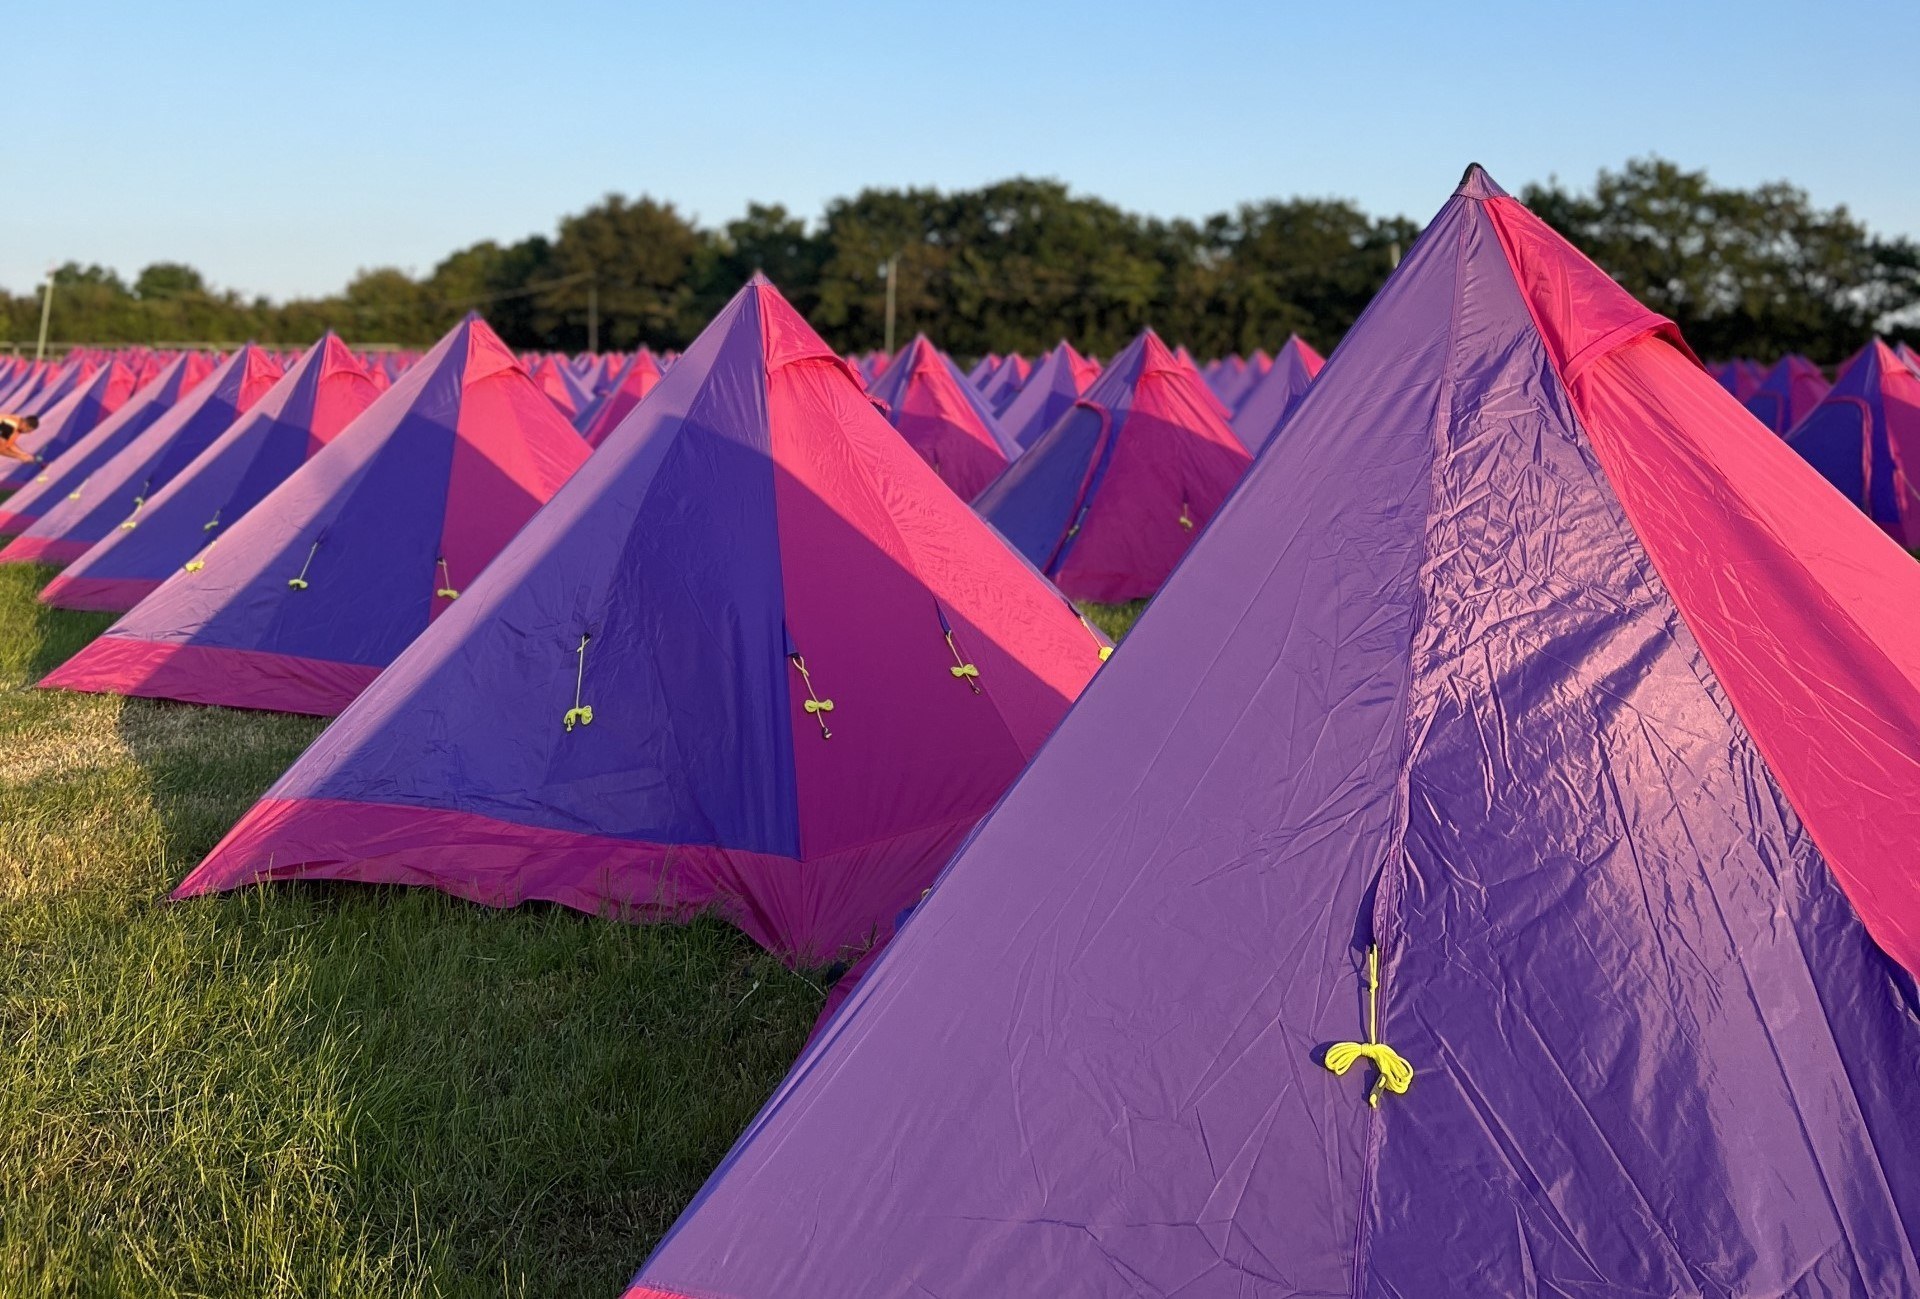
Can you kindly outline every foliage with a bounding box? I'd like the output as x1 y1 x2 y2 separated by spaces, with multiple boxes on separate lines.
4 159 1915 364
1522 158 1920 363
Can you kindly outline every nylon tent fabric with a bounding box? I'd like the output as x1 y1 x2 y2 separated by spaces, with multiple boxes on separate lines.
866 333 1020 499
0 346 282 569
1784 340 1920 544
168 276 1108 966
0 358 156 502
1744 353 1830 435
966 352 1001 386
40 334 380 612
41 315 589 716
974 327 1253 602
623 167 1920 1299
529 353 589 422
1228 332 1326 455
979 352 1031 413
579 348 663 447
999 340 1098 451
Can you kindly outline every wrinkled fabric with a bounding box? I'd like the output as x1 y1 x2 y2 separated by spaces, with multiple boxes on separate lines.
42 316 586 716
174 278 1105 964
40 334 380 612
626 169 1920 1299
1 346 282 570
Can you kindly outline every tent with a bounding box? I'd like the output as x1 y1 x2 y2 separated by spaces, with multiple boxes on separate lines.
0 358 157 502
866 333 1020 499
42 315 589 715
998 340 1098 450
169 276 1108 965
618 164 1920 1299
1229 333 1326 454
974 327 1252 601
978 352 1030 413
1743 354 1830 434
965 352 1001 386
529 353 590 422
0 346 282 569
1784 339 1920 543
39 334 380 612
578 348 664 447
1710 357 1764 399
15 354 101 420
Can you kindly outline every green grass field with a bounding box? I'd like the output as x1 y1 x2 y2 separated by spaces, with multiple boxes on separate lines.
0 556 1144 1298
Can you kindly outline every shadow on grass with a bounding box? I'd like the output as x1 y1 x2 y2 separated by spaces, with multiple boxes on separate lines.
0 561 825 1297
0 561 117 684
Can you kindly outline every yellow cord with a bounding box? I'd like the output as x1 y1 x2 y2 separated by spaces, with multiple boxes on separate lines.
1324 946 1414 1107
790 654 834 739
943 629 982 693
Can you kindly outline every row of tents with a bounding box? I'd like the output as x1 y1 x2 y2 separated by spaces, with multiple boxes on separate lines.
4 164 1919 1295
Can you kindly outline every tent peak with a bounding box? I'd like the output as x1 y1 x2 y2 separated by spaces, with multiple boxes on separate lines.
1456 163 1508 200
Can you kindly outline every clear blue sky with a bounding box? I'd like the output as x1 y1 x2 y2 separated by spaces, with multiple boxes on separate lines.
5 0 1915 301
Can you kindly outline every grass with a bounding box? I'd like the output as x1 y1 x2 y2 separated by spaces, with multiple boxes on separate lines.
0 554 1147 1298
0 560 825 1298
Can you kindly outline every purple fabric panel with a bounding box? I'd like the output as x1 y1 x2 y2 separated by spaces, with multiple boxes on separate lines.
1364 202 1920 1296
1000 345 1083 449
9 349 257 552
285 285 800 854
631 191 1471 1299
105 330 466 667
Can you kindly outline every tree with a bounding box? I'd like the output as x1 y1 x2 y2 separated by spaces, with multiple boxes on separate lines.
542 195 707 350
134 262 208 300
1522 157 1920 363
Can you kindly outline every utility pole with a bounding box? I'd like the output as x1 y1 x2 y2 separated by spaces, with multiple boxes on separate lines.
882 254 898 355
34 271 55 362
587 279 600 354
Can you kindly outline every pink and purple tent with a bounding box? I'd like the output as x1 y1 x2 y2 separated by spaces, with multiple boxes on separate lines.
620 165 1920 1299
974 327 1252 602
1785 339 1920 544
578 348 663 448
1743 353 1830 435
1229 332 1325 454
978 352 1030 413
998 340 1098 450
865 333 1019 499
39 334 380 612
0 358 155 501
42 315 589 716
168 276 1107 965
529 353 590 422
0 346 282 569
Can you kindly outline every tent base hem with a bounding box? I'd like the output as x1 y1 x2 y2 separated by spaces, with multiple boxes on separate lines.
41 635 382 716
0 534 91 567
36 573 159 612
177 795 987 965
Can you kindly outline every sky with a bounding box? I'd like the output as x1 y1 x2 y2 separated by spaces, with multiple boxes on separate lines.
5 0 1917 303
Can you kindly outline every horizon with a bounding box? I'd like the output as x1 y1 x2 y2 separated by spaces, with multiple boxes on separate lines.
5 0 1917 302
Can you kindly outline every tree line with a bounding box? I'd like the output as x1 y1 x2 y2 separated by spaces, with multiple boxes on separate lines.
5 159 1915 364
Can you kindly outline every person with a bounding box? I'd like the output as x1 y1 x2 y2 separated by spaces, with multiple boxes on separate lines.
0 412 38 463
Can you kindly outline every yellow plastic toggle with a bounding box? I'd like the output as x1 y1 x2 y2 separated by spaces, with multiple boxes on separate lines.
1098 645 1113 661
1178 501 1195 530
563 705 593 731
184 560 205 573
950 663 979 681
803 697 834 714
287 578 309 590
1324 945 1414 1107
